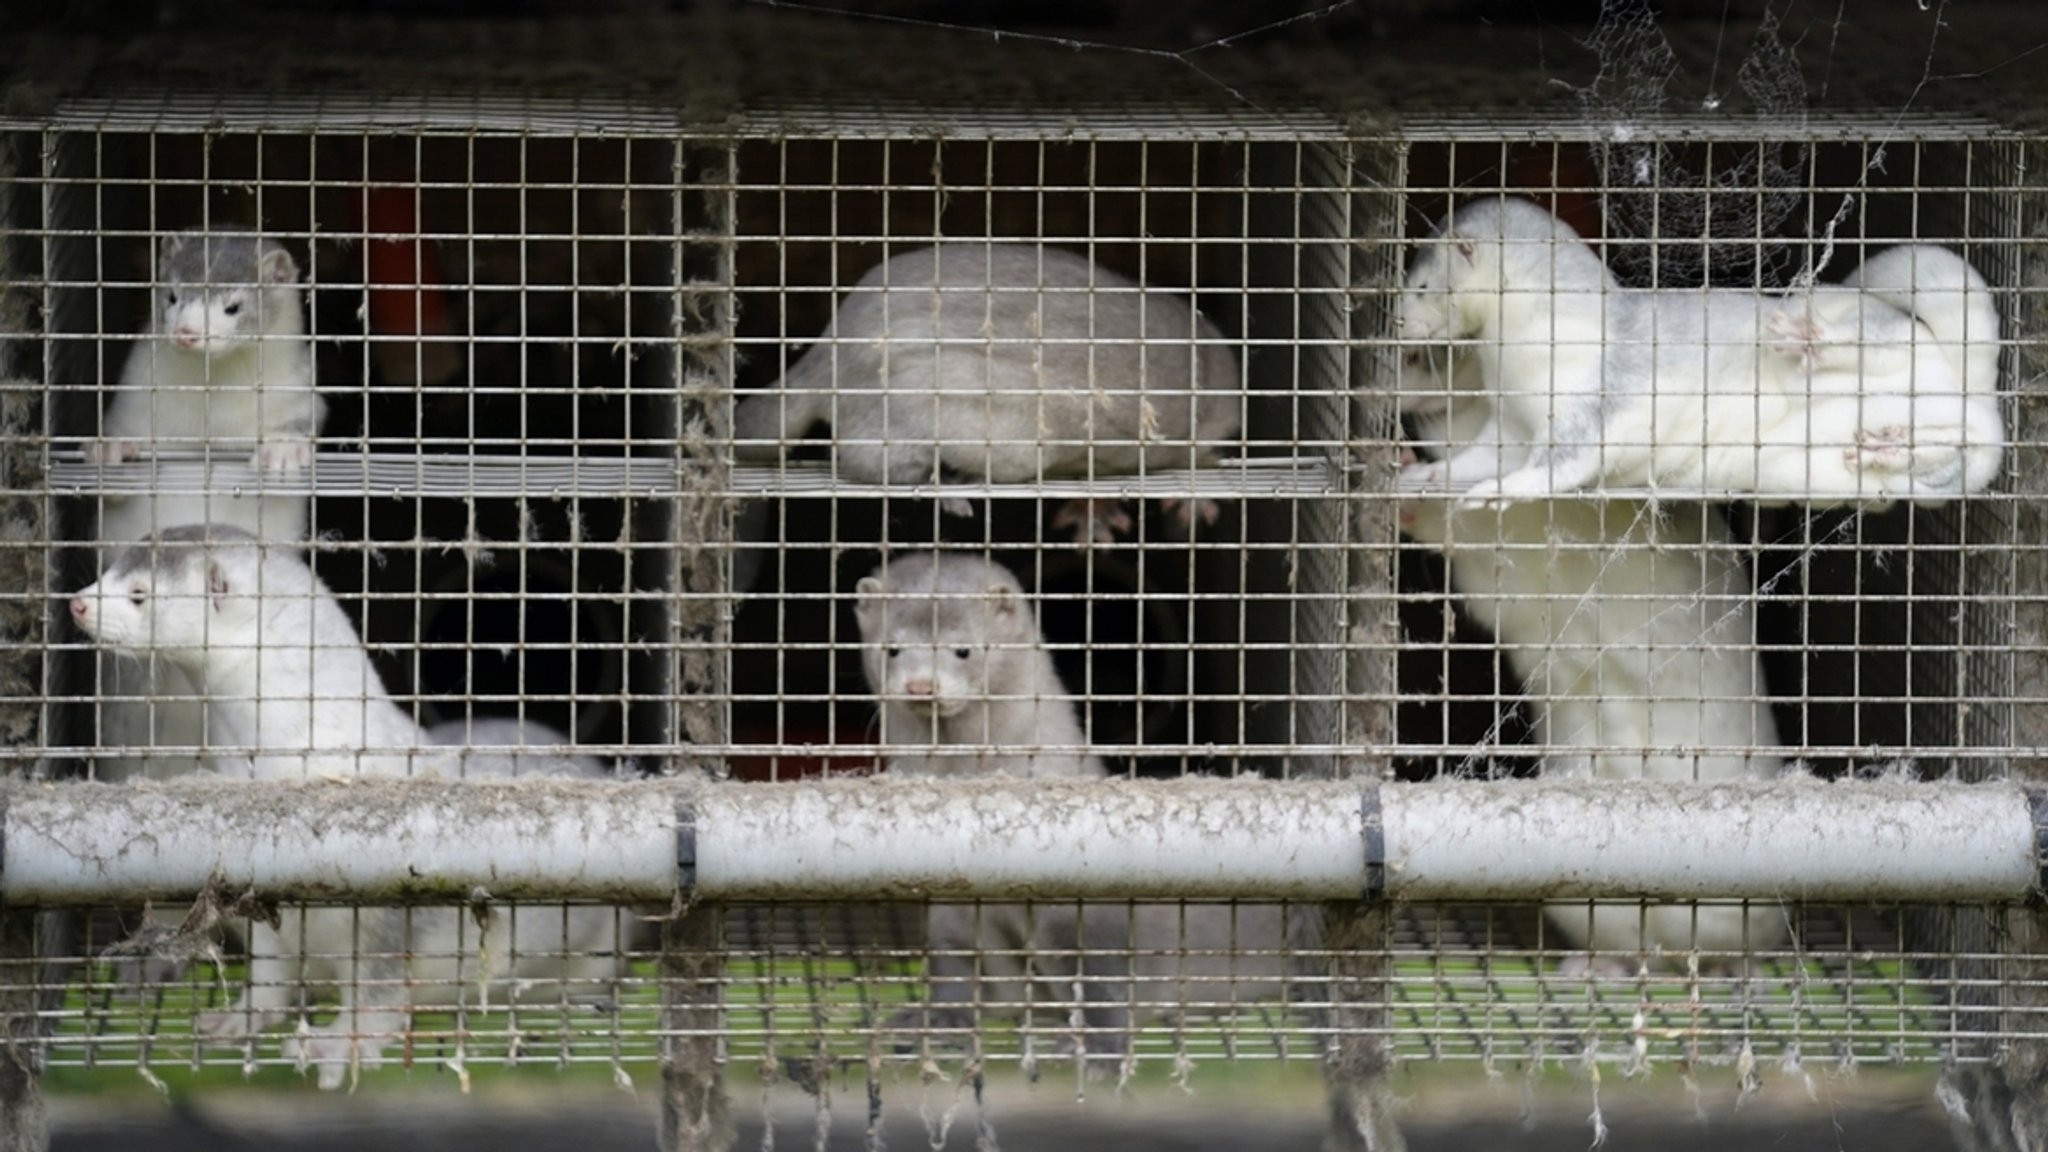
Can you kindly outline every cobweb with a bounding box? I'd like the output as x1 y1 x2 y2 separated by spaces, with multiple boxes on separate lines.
1574 0 1811 289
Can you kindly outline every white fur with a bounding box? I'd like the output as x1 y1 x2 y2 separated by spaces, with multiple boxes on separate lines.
735 243 1241 539
92 230 323 538
90 231 324 783
71 527 623 1090
424 715 614 780
1816 243 2006 497
73 528 427 781
1606 270 1995 504
1399 351 1787 965
1400 198 2006 508
1396 198 1617 496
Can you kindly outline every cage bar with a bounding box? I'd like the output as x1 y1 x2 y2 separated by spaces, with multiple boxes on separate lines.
3 778 2038 905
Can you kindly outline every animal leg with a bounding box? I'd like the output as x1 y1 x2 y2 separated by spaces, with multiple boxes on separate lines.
1051 498 1134 544
195 920 297 1041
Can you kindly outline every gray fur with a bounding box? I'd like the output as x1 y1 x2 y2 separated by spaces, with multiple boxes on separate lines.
158 230 298 300
854 551 1099 779
856 552 1294 1060
737 243 1240 535
100 522 241 585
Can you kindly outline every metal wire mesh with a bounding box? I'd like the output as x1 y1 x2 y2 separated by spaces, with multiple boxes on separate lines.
0 105 2040 1140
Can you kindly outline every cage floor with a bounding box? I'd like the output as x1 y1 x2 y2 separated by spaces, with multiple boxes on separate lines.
35 900 1990 1092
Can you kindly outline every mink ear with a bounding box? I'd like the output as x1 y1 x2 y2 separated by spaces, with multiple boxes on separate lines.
159 233 186 263
988 583 1019 618
208 561 231 610
1456 239 1476 262
258 246 300 286
854 575 884 623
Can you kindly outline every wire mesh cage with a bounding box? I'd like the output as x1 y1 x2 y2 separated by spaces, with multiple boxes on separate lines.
0 29 2044 1150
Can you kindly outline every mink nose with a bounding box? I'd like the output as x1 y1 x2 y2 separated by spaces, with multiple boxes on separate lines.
68 597 88 622
903 678 936 697
171 326 202 347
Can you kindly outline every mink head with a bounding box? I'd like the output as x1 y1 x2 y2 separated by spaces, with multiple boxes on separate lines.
69 523 286 666
153 230 300 355
853 552 1035 722
1402 197 1595 343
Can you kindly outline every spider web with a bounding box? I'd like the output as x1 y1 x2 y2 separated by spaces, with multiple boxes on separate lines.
1574 0 1811 289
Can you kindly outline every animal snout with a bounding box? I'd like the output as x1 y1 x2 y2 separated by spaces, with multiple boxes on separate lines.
902 677 937 697
69 596 88 622
171 326 203 348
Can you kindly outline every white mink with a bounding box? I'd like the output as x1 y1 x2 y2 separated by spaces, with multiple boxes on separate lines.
1395 197 1617 497
92 229 323 540
90 230 324 783
1605 265 1995 506
1399 351 1787 967
73 525 434 782
1399 200 1803 503
856 552 1293 1057
1400 199 2004 508
736 243 1242 542
71 527 625 1090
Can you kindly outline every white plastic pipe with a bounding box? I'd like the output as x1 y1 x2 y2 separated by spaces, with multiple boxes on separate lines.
0 777 2037 904
692 777 1367 900
1379 778 2041 902
1 778 682 904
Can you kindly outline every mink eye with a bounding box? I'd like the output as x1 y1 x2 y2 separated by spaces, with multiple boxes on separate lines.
222 300 242 317
164 291 178 305
952 647 970 659
128 585 147 605
884 647 901 659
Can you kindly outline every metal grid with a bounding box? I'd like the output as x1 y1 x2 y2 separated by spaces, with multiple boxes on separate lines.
0 102 2038 1143
17 901 2014 1076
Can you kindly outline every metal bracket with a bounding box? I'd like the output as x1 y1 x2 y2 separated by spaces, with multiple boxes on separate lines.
1362 785 1385 901
676 800 697 898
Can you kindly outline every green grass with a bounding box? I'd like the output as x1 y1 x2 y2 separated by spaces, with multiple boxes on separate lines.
41 945 1952 1098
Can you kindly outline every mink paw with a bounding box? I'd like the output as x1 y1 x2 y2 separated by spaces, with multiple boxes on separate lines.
84 439 141 465
284 1029 385 1091
1051 497 1134 544
1846 425 1915 474
1763 308 1826 367
254 439 315 477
